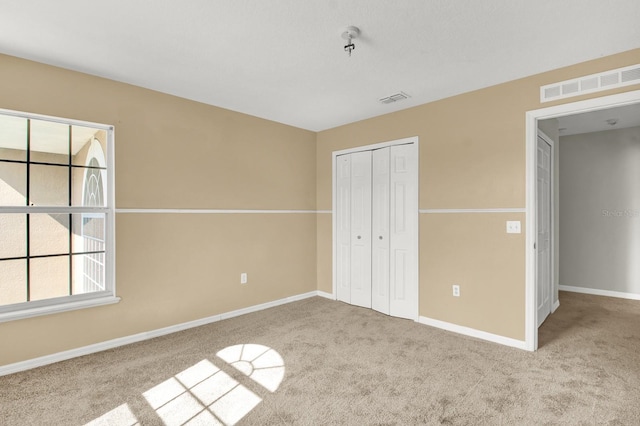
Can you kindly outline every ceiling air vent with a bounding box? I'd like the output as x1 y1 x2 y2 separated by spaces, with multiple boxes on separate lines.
379 92 410 104
541 64 640 103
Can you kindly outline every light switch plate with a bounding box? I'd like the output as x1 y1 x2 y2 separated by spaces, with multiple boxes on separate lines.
506 221 521 234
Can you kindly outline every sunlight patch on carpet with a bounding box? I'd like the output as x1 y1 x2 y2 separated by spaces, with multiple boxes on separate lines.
142 358 260 425
87 345 285 425
84 403 139 426
217 344 285 392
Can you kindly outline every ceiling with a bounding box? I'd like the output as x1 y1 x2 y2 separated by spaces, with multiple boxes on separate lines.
556 103 640 136
0 1 638 132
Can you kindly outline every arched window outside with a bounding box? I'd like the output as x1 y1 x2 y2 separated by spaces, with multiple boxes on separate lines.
81 139 106 293
83 157 104 207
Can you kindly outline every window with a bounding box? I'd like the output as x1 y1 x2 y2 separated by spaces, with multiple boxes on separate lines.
0 109 117 322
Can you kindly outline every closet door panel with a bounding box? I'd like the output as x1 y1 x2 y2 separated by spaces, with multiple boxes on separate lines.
372 148 390 315
336 155 351 303
349 151 372 308
389 144 417 319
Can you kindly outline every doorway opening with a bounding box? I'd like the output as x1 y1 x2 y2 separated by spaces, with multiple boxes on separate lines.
526 89 640 351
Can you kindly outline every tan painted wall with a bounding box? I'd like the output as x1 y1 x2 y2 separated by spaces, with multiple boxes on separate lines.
317 48 640 340
0 54 316 366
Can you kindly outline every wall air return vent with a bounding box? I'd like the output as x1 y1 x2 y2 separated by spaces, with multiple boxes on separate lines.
541 64 640 103
379 92 410 104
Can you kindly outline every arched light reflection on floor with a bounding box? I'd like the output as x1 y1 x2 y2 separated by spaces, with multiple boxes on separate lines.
87 345 284 426
142 359 261 425
216 344 285 392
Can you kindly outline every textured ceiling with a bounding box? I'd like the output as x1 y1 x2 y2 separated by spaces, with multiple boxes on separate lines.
0 0 639 131
556 103 640 136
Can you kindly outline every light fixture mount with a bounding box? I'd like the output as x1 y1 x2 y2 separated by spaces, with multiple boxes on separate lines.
342 26 360 57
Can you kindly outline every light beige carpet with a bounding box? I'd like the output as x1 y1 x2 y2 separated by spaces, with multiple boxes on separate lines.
1 291 639 425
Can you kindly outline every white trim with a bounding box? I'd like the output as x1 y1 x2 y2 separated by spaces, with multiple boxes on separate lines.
107 127 117 315
420 208 525 214
115 209 319 214
219 291 317 320
332 136 419 319
317 291 334 300
0 296 120 324
417 316 528 350
105 126 118 306
0 107 113 131
559 285 640 301
317 210 332 214
332 136 418 157
525 89 640 352
552 299 560 313
0 206 109 214
332 155 337 297
0 291 323 377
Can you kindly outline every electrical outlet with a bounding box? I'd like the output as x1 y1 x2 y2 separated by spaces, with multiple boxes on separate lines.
452 285 460 297
506 220 521 234
240 273 247 284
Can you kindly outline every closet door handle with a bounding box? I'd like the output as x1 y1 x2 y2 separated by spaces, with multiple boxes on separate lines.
379 236 383 240
357 235 362 239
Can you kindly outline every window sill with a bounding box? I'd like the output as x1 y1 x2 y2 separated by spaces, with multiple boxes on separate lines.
0 296 121 323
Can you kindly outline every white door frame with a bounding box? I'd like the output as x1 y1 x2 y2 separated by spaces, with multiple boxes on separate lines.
525 89 640 351
332 136 419 320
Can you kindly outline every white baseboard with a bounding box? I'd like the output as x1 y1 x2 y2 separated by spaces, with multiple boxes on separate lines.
317 291 334 300
552 299 560 313
417 316 528 351
559 285 640 301
0 291 322 377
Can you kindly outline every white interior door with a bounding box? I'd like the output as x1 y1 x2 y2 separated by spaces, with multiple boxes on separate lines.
349 151 372 308
389 144 418 319
372 148 390 315
336 154 351 304
537 135 552 326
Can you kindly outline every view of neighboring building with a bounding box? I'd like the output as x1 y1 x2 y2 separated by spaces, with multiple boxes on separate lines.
0 114 108 307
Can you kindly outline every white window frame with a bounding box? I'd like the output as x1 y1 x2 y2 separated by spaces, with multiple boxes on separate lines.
0 108 118 323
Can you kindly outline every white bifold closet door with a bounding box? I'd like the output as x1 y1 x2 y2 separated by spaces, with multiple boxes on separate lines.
337 151 372 308
336 144 417 320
